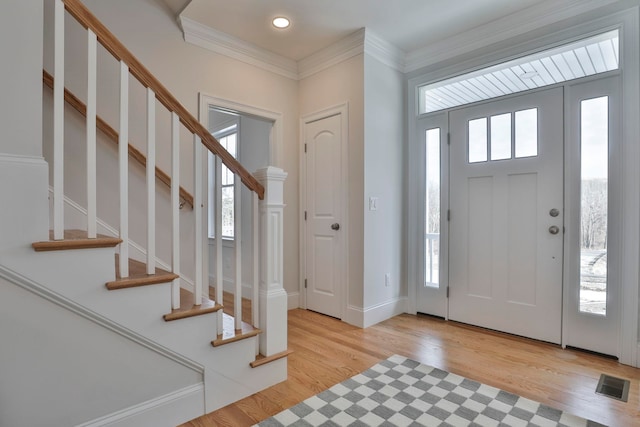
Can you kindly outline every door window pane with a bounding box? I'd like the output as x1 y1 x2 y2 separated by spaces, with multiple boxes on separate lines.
580 96 608 315
425 128 440 287
468 118 487 163
490 113 512 160
515 108 538 157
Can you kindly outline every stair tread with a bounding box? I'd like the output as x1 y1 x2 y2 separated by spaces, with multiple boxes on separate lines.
33 229 122 251
163 288 223 321
106 256 178 290
212 313 261 347
250 349 293 368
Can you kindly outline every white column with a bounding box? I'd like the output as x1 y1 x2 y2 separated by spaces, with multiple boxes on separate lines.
86 29 97 238
254 166 288 356
171 113 181 309
53 0 65 240
118 62 129 278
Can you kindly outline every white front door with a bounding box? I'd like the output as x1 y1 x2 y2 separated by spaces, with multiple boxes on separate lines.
304 113 344 318
449 88 564 343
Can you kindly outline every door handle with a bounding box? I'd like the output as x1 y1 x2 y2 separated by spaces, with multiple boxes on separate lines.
331 223 340 231
549 225 560 235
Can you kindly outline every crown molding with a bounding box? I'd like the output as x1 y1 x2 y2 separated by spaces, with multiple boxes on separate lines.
364 30 406 72
297 29 366 79
405 0 619 72
178 16 298 80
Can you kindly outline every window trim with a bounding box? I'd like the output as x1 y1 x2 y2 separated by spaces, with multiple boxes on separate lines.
208 117 239 240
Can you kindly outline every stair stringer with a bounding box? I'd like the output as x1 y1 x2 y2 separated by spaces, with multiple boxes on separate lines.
12 245 284 413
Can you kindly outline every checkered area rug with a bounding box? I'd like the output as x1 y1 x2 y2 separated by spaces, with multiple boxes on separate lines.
255 354 605 427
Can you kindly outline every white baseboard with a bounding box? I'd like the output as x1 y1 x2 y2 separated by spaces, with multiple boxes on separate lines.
287 291 299 310
343 297 408 328
76 383 204 427
208 275 253 299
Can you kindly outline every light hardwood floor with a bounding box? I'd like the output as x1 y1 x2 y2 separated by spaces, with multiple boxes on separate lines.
181 309 639 427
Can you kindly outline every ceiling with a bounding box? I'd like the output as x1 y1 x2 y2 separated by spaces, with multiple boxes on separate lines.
171 0 550 61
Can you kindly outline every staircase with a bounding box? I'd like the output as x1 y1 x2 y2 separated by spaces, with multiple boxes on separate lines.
0 0 288 426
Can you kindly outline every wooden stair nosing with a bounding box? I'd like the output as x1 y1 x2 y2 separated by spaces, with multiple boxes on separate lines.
33 232 122 252
106 273 179 290
212 328 262 347
250 349 293 368
163 287 223 322
163 303 223 322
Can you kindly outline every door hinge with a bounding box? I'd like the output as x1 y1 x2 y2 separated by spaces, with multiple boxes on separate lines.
304 211 307 220
446 286 449 298
447 132 451 145
447 210 451 221
304 143 307 153
304 279 307 289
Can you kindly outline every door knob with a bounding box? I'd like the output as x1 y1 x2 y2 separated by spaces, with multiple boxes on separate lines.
549 208 560 217
331 223 340 231
549 225 560 235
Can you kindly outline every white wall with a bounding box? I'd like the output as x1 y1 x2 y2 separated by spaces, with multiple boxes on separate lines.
41 0 300 299
299 54 366 316
0 277 202 427
0 0 42 157
362 53 406 325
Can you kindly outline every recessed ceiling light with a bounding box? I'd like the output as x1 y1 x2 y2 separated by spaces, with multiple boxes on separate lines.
272 17 290 29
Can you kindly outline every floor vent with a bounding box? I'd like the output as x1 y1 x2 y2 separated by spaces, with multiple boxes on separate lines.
595 374 630 402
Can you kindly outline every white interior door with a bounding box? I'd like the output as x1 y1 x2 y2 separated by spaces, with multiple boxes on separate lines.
449 88 564 343
304 113 344 318
564 76 621 357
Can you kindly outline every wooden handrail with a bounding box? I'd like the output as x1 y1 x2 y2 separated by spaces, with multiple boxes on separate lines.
43 70 195 209
62 0 264 200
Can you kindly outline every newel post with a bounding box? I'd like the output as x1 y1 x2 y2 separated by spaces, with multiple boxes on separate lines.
254 166 288 356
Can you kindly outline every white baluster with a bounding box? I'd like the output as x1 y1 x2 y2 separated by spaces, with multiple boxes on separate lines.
234 174 242 330
53 0 65 240
194 135 203 305
146 88 156 274
86 29 97 238
252 192 259 329
119 62 129 278
215 156 223 335
171 113 181 309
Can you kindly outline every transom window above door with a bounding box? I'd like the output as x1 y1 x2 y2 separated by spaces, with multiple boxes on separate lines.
468 108 538 164
419 30 619 114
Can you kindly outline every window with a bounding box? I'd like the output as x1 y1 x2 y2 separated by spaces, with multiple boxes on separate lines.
208 122 238 239
419 30 619 114
579 96 609 315
468 109 538 163
425 128 440 287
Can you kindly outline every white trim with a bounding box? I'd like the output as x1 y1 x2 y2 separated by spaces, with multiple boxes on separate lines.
617 6 639 367
299 103 349 320
179 16 298 80
0 264 204 374
0 153 47 165
207 276 253 299
298 29 365 80
364 30 406 73
405 0 619 72
362 297 408 328
287 291 300 310
75 383 204 427
199 94 283 168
